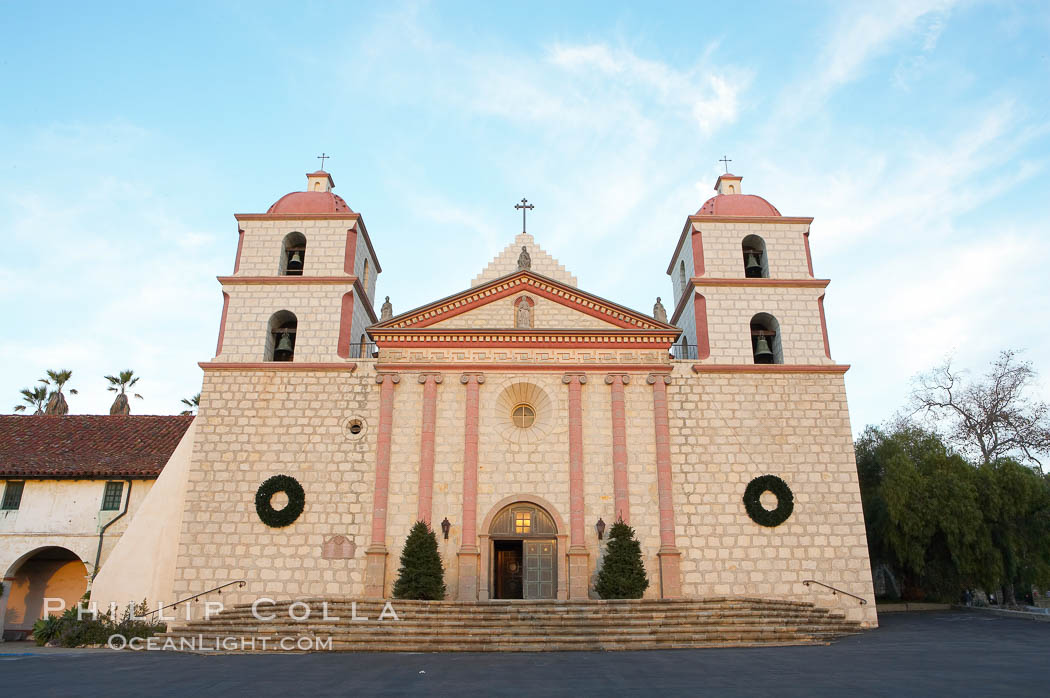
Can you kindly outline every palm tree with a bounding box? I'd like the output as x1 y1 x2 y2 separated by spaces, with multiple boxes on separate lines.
40 369 77 415
105 369 143 415
13 385 49 414
180 392 200 416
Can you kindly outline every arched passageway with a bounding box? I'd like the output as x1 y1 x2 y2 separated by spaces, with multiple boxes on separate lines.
2 547 87 641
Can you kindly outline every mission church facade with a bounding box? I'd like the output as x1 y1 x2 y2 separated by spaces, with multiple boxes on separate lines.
90 169 877 626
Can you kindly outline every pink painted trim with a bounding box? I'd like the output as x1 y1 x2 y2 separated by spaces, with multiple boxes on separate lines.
694 293 711 360
804 232 814 277
370 375 398 546
567 375 585 546
215 292 230 356
689 277 829 288
818 294 831 359
233 229 244 273
609 376 630 523
217 276 357 285
337 292 355 358
344 227 358 275
417 375 438 524
651 378 677 549
690 228 705 277
461 376 481 547
691 364 849 374
198 362 358 371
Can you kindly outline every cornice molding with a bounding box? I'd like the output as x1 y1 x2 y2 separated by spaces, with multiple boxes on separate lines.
218 276 357 285
376 363 671 373
199 362 358 372
690 277 830 289
691 363 849 374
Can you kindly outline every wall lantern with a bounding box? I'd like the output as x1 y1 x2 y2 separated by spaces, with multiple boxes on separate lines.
441 517 451 540
595 517 606 540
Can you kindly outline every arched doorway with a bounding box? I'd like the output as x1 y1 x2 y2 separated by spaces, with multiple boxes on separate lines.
2 547 87 641
488 502 557 599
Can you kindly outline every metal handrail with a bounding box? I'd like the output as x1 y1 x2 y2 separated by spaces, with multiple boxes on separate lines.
146 580 246 619
802 579 867 604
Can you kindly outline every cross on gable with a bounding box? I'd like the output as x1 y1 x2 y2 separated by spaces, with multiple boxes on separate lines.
514 197 535 234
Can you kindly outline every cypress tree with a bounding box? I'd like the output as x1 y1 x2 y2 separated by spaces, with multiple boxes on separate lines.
595 519 650 599
392 520 447 600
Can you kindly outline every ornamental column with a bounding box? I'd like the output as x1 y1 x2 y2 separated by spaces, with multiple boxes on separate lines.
648 373 682 599
416 373 443 525
365 372 400 598
457 372 484 600
563 373 589 599
605 374 631 523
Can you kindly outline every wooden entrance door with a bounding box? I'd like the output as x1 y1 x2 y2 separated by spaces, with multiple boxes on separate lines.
494 542 523 599
524 540 555 599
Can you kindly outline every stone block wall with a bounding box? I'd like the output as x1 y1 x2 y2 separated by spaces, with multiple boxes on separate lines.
698 221 813 279
215 284 353 362
667 364 876 625
171 366 379 607
699 286 832 365
235 219 359 278
472 233 577 287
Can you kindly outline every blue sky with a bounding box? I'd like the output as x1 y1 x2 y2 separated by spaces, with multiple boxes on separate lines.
1 1 1048 432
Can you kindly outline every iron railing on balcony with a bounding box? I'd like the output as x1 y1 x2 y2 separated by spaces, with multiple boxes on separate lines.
669 344 698 361
349 342 378 359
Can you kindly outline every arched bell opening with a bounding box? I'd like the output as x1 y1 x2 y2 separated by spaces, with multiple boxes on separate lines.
1 546 87 642
742 234 769 279
267 310 298 362
487 502 558 600
750 312 783 364
280 232 307 276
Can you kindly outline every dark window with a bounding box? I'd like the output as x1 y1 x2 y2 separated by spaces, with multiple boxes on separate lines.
101 481 124 511
2 481 24 510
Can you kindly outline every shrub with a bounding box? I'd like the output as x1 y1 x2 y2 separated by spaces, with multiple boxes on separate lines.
595 519 650 599
392 520 446 600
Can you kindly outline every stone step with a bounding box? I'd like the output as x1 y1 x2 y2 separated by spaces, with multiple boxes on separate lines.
157 597 864 653
176 616 857 633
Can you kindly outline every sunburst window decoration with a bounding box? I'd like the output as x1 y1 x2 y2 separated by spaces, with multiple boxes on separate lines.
495 381 553 444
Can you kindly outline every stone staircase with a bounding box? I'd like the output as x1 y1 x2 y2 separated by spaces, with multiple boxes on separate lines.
157 597 865 652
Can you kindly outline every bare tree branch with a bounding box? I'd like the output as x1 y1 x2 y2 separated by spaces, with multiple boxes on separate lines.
910 350 1050 469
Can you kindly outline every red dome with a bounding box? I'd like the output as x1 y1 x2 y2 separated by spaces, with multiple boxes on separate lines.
267 191 353 214
696 194 780 217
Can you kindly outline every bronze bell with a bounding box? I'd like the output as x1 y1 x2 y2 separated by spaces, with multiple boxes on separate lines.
745 253 763 278
753 335 774 363
287 251 303 271
274 332 294 360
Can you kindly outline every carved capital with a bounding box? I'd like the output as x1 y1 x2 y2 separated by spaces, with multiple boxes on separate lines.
417 373 444 385
604 374 631 385
376 373 401 385
562 373 587 385
459 373 485 385
646 373 671 385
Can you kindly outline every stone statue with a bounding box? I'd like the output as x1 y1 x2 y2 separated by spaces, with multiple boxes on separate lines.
380 296 393 321
515 299 532 328
653 297 667 323
517 246 532 271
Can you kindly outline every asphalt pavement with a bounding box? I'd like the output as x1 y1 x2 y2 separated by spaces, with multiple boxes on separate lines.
1 610 1047 697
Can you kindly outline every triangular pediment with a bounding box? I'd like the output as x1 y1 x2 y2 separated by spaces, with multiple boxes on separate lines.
372 270 674 332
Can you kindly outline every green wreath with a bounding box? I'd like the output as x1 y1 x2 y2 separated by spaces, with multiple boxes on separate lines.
743 475 794 527
255 474 305 528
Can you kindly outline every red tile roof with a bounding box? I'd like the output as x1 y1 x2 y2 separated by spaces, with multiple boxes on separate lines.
0 415 193 479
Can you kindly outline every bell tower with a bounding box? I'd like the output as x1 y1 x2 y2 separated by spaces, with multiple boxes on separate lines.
210 169 382 363
666 172 833 365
